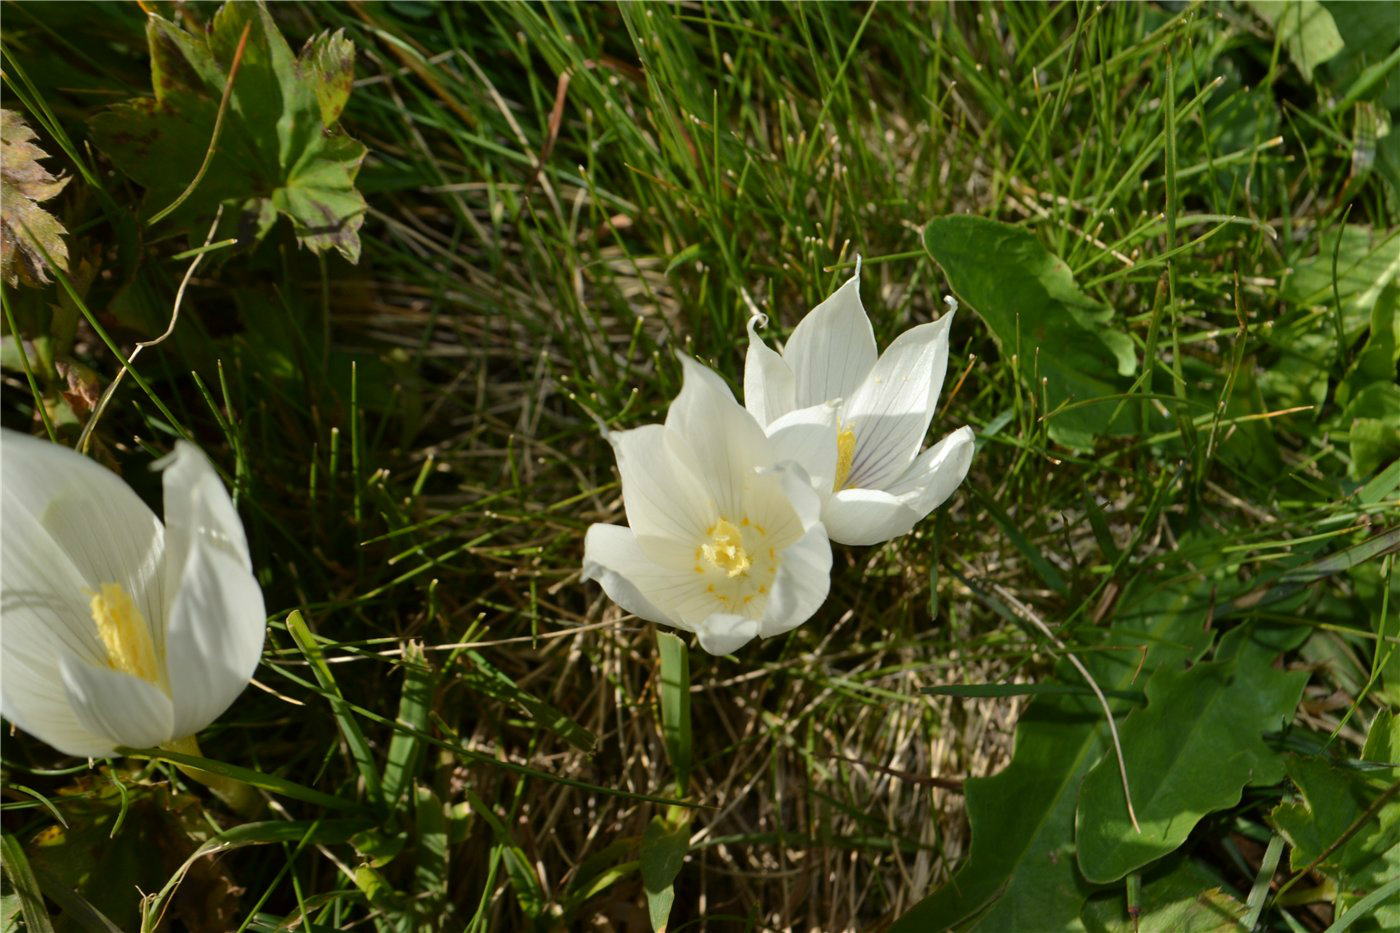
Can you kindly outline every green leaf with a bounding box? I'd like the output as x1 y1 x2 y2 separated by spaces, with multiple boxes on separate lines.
300 30 356 126
412 784 449 923
1247 0 1346 84
641 815 689 933
381 641 434 813
657 630 693 794
285 610 385 809
1362 709 1398 762
1282 227 1400 339
922 215 1138 450
1075 645 1307 883
1080 857 1248 933
1340 382 1400 479
0 109 70 288
88 1 366 261
0 834 53 933
1272 753 1400 932
1319 1 1400 109
892 583 1215 932
1337 282 1399 411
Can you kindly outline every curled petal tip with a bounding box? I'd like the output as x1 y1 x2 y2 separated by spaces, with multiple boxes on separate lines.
943 294 959 317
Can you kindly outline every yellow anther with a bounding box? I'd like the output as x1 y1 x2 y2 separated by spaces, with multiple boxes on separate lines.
89 583 160 684
701 518 751 578
834 425 857 490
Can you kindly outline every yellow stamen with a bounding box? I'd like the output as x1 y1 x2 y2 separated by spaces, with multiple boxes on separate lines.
701 519 751 578
89 583 160 684
834 425 858 491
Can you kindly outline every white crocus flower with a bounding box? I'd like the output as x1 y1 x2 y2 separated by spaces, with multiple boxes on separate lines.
745 268 975 546
1 429 266 759
583 356 833 655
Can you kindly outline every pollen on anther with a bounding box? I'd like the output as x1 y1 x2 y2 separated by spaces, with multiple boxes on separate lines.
741 516 750 526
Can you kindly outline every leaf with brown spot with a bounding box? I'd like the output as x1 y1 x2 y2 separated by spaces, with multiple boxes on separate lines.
90 1 367 262
0 109 71 287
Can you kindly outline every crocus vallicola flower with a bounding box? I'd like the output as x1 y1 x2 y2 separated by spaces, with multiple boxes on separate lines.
583 357 833 655
744 268 974 546
1 430 266 758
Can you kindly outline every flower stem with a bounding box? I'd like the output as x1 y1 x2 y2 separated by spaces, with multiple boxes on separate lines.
161 735 262 818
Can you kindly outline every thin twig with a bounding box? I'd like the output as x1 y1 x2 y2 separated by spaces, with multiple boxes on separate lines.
1273 777 1400 904
991 583 1142 833
78 206 228 453
147 20 252 226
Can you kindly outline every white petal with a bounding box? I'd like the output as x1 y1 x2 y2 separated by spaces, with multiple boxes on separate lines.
843 314 954 491
0 429 165 647
666 356 770 519
163 534 266 740
1 503 114 757
766 403 840 497
884 426 976 515
692 613 761 655
744 317 796 427
822 488 922 546
611 424 716 546
742 464 821 555
783 274 878 410
1 618 113 758
758 524 831 638
583 524 701 629
157 441 251 576
1 479 108 666
58 654 175 751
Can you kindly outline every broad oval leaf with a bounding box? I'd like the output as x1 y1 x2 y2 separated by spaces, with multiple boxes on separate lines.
892 582 1215 932
1074 640 1307 884
922 215 1138 450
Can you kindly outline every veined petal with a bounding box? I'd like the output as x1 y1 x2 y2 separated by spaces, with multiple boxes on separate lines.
842 313 954 491
1 500 114 757
163 535 267 741
666 356 769 518
766 402 840 498
583 524 705 630
758 524 831 638
744 316 796 427
1 480 108 666
883 426 975 515
692 613 761 656
611 424 716 546
783 274 878 410
157 441 251 574
822 488 923 546
58 654 175 751
2 608 113 757
0 429 165 649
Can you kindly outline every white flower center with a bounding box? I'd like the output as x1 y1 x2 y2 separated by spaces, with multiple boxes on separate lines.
834 425 857 491
88 583 160 684
694 516 780 615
